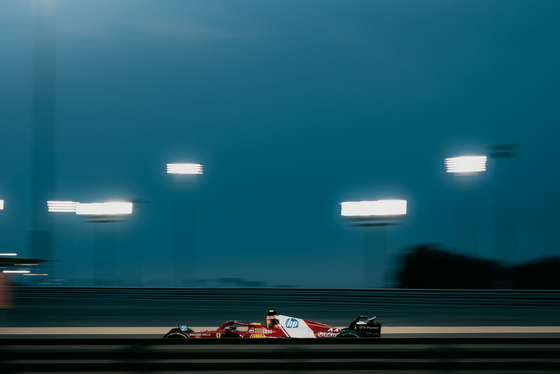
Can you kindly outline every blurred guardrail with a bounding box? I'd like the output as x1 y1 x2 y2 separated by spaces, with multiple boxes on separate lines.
1 338 560 372
13 287 560 308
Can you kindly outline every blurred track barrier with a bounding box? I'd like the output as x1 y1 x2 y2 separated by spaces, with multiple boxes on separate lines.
1 338 560 373
10 287 560 331
14 287 560 308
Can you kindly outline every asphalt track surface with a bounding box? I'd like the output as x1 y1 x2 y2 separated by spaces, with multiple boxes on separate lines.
3 337 560 374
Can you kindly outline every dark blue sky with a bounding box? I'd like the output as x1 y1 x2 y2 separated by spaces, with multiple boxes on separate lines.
1 0 559 287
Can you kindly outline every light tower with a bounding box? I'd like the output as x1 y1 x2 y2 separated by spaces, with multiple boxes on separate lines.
489 145 519 264
29 0 56 278
445 155 487 257
341 199 407 288
167 163 202 287
48 200 133 286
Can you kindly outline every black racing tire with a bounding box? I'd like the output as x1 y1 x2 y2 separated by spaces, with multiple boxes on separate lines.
163 330 191 339
336 330 361 338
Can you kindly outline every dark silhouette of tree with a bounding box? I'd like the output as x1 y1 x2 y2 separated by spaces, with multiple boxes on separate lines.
398 244 496 289
515 257 560 289
397 245 560 289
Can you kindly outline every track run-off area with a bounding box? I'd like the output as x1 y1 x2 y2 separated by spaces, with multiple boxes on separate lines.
1 337 560 373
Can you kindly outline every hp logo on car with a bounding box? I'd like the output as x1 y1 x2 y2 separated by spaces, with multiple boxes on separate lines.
285 318 299 328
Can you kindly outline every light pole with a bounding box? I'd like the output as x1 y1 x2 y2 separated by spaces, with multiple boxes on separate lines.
167 163 202 287
48 200 133 286
78 202 133 286
489 145 519 264
47 200 78 284
341 199 407 288
445 156 487 257
29 0 56 273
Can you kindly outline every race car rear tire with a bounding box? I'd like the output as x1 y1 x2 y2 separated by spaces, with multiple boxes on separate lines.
163 330 190 339
336 330 361 338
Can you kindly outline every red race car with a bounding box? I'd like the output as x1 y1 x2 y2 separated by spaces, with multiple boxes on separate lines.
163 310 381 339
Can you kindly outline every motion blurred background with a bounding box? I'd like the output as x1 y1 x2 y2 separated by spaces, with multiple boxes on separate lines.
1 0 559 290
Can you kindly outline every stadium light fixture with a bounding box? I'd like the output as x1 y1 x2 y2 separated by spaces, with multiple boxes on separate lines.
340 200 407 217
48 201 79 212
445 156 487 174
167 163 203 175
76 202 133 216
3 270 31 274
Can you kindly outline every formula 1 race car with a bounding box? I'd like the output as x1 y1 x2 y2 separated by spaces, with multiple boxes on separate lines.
163 310 381 339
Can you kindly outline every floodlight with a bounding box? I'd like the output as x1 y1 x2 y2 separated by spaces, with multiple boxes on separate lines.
167 163 203 175
0 199 4 210
445 156 487 173
48 201 79 212
76 202 133 216
3 270 30 274
341 200 407 217
0 253 17 256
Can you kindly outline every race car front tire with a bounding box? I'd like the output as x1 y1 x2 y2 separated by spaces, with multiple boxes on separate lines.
163 330 191 339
